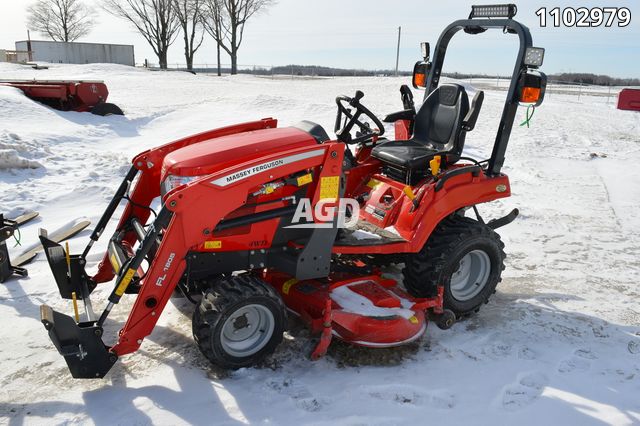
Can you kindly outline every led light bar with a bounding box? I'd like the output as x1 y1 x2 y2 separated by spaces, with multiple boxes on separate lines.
469 4 518 19
524 47 545 67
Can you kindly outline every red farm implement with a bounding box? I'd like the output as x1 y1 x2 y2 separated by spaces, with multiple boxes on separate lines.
617 88 640 112
0 80 123 116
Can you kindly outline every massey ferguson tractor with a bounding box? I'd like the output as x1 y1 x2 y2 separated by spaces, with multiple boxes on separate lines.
38 4 547 378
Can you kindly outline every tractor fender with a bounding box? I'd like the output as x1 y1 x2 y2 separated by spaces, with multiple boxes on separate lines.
405 172 511 252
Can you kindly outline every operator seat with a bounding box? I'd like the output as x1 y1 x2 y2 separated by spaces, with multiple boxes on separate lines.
371 84 484 171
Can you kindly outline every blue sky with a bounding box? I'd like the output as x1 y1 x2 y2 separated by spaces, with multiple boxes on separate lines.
1 0 639 78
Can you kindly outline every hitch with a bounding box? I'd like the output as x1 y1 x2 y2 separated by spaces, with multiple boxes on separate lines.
40 305 117 378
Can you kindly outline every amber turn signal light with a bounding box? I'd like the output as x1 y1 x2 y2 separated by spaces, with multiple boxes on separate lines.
412 61 429 89
520 86 541 104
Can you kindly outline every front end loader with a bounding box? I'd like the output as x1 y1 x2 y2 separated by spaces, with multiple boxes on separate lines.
38 4 547 378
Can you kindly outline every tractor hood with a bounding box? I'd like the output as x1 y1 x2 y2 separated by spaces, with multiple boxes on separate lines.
162 127 318 179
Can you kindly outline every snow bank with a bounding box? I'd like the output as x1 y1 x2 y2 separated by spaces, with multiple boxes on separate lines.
0 131 48 170
0 149 42 170
0 85 54 120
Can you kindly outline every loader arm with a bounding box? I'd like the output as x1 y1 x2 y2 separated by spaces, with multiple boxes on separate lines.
113 142 343 355
38 140 342 377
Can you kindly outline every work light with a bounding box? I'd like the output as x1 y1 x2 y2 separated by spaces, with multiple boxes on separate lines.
469 4 517 19
421 42 430 61
524 47 545 68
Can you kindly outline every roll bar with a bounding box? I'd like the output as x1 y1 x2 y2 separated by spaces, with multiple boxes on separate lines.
424 18 534 175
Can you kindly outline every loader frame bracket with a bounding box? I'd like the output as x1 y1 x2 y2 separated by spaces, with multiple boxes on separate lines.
40 305 117 378
40 236 95 299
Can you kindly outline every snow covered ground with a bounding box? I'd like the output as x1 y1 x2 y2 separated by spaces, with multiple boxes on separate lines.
0 63 639 425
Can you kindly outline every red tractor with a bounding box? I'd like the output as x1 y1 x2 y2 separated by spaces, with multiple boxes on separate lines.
39 4 547 378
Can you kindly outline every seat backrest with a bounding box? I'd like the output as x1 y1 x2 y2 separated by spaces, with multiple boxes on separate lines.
413 84 470 161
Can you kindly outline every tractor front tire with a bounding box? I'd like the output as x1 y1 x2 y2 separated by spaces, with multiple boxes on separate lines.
192 275 286 369
403 216 505 317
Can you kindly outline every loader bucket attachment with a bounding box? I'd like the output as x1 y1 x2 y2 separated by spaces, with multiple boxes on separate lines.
40 236 95 299
40 305 117 378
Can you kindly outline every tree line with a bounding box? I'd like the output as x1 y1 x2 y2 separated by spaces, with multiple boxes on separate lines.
549 73 640 87
234 67 640 86
26 0 274 74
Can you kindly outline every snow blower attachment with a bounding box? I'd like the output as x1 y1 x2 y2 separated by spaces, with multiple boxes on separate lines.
39 4 545 378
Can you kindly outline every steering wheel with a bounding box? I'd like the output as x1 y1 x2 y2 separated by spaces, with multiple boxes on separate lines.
334 90 385 145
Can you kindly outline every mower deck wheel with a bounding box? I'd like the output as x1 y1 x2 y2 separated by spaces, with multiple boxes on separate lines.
403 215 505 317
192 275 286 369
429 309 457 330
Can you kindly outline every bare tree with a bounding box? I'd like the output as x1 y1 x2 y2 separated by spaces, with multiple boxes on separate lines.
27 0 95 42
203 0 274 75
202 0 225 76
172 0 205 71
103 0 180 69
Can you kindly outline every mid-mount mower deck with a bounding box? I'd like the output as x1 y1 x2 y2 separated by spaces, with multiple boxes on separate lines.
38 4 547 378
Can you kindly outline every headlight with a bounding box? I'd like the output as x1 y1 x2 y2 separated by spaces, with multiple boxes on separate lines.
161 174 202 198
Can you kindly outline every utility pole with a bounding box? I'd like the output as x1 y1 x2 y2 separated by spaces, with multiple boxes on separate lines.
27 30 33 62
395 26 401 77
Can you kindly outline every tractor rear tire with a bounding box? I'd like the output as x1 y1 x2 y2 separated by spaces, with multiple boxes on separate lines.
403 216 505 317
192 275 286 369
91 102 124 116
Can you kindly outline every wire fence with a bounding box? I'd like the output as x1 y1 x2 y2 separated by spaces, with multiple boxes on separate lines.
138 62 410 77
140 62 634 104
467 76 632 104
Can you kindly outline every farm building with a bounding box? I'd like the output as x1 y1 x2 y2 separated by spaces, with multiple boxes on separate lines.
13 40 134 66
0 49 31 63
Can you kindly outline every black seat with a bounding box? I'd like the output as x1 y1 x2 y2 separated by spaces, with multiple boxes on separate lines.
372 84 483 171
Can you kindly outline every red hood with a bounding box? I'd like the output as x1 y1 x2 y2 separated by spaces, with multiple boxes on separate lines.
162 127 318 179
